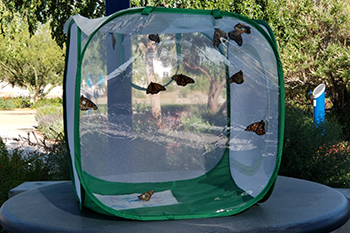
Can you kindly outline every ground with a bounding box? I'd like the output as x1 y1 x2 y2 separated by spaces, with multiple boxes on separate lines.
0 109 39 150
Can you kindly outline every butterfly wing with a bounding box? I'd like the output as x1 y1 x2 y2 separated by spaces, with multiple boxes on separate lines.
80 95 98 111
146 82 166 94
148 34 160 43
229 70 244 84
138 190 154 201
228 30 243 46
172 74 195 86
245 120 266 135
110 33 116 50
213 28 227 47
234 23 251 34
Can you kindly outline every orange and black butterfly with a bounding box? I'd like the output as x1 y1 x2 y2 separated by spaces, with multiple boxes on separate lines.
110 33 116 50
146 82 166 94
229 70 244 84
245 120 266 135
80 95 98 111
138 190 154 201
213 28 227 48
171 74 195 86
148 34 160 43
228 23 251 47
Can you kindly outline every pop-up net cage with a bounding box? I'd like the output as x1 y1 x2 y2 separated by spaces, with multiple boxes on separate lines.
63 7 284 221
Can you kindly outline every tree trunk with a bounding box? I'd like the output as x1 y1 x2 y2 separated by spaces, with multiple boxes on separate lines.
145 41 162 127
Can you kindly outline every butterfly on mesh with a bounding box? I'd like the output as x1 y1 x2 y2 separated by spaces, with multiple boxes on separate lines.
245 120 266 135
138 190 154 201
229 70 244 84
148 34 160 43
146 82 166 94
110 33 116 50
213 28 228 47
228 23 251 46
171 74 195 86
80 95 98 111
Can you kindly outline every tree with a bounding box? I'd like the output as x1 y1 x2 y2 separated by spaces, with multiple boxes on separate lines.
0 22 65 102
267 0 350 137
1 0 105 47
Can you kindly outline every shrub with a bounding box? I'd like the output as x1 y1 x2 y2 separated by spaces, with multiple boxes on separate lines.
35 105 64 139
280 105 350 187
0 97 16 110
0 138 51 206
34 97 63 108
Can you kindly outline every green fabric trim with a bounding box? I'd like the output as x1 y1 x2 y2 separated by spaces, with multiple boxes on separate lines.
74 26 85 210
141 6 155 15
211 9 223 19
81 150 259 220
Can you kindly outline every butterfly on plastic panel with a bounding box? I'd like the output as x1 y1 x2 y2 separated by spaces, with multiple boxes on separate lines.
138 190 154 201
245 120 266 135
80 95 98 111
228 23 251 47
146 82 166 94
213 28 228 48
171 74 195 86
229 70 244 84
148 34 160 43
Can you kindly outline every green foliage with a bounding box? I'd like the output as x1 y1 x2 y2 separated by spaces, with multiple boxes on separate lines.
267 0 350 136
0 133 70 208
35 105 64 139
0 97 16 110
0 138 50 206
33 97 63 108
280 105 350 187
0 0 105 48
0 22 65 103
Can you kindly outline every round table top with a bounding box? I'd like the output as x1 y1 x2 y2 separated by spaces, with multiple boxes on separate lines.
0 176 349 233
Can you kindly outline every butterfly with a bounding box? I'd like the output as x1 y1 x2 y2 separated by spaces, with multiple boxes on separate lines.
228 23 251 47
148 34 160 43
138 190 154 201
213 28 227 47
146 82 166 94
80 95 98 111
110 33 116 50
245 120 266 135
171 74 195 86
229 70 244 84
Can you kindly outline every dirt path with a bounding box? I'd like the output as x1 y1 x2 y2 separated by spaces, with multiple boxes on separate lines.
0 109 39 150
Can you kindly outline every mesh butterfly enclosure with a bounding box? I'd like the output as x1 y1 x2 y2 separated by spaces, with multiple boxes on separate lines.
63 7 284 220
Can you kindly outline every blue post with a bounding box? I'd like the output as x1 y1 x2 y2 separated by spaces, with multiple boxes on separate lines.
105 0 133 175
312 84 325 126
105 0 130 16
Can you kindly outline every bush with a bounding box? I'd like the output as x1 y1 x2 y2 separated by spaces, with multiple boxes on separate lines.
0 138 51 206
34 97 63 108
0 97 16 110
280 105 350 188
35 105 64 139
0 133 71 207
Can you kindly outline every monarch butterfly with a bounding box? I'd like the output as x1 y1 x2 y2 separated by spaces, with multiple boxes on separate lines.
146 82 166 94
110 33 116 50
228 23 251 47
148 34 160 43
234 23 251 34
80 95 98 111
171 74 195 86
245 120 266 135
229 70 244 84
213 28 227 47
138 190 154 201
